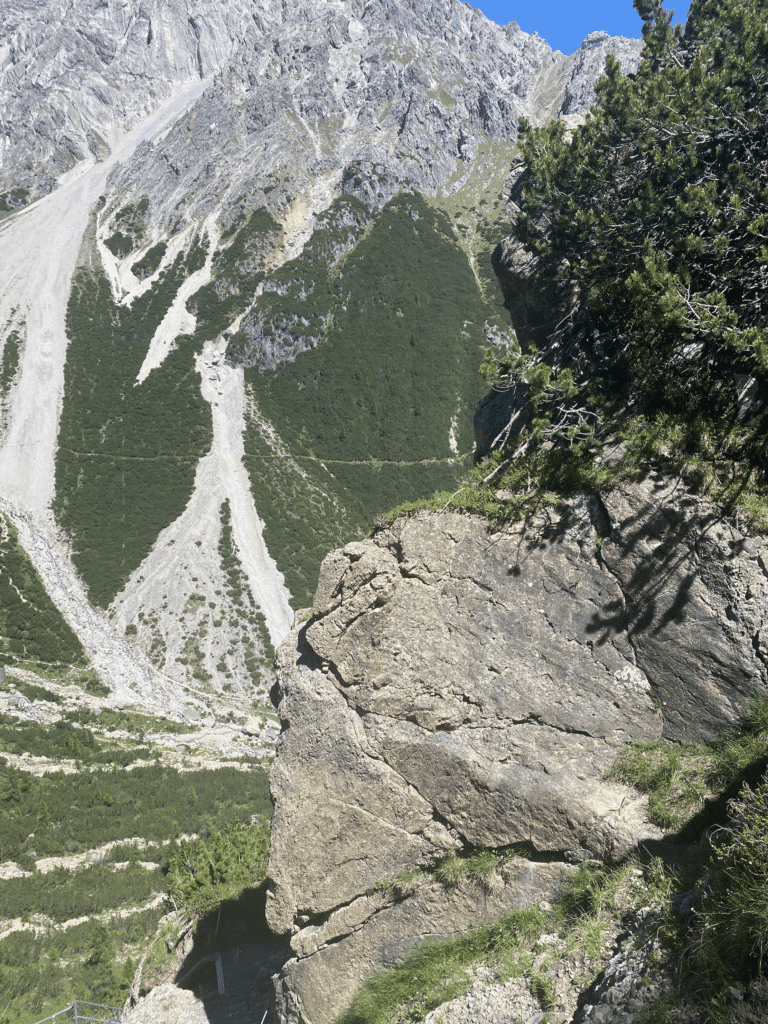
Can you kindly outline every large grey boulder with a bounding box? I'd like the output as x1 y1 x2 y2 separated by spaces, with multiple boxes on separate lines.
272 861 574 1024
267 479 768 1023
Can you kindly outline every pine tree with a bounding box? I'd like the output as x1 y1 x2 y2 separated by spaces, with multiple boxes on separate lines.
492 0 768 479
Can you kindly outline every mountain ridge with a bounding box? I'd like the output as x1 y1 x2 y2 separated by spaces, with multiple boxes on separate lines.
0 0 643 717
0 3 650 1017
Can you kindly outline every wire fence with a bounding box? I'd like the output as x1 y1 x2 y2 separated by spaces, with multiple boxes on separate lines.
33 1001 122 1024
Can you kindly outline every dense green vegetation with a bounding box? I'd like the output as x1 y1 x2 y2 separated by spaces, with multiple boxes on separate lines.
0 714 154 766
166 818 270 917
250 193 481 463
0 514 87 668
0 188 30 214
1 861 163 923
0 722 270 1024
54 233 212 606
103 196 151 257
0 327 22 399
0 913 161 1022
228 196 370 367
131 240 167 279
2 679 61 704
241 192 492 605
470 0 768 532
241 412 462 606
188 206 279 343
0 760 270 864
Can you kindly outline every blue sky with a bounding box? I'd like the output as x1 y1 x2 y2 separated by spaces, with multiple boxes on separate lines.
473 1 692 54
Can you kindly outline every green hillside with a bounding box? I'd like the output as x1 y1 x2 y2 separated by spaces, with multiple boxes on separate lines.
0 514 86 670
54 231 212 607
0 673 271 1024
241 192 494 605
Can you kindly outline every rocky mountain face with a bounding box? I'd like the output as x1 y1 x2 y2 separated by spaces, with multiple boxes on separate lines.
0 0 642 722
0 0 276 201
266 479 768 1023
0 0 657 1018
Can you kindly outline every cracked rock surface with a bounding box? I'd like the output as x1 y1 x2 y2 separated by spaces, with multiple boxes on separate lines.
267 479 768 1024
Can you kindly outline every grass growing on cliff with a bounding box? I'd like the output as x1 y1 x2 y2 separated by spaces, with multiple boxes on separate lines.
332 907 547 1024
607 697 768 832
335 854 672 1024
379 406 768 544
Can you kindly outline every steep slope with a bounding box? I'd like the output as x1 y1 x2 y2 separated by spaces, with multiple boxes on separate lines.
0 0 652 1017
0 0 278 202
0 0 641 717
266 481 768 1024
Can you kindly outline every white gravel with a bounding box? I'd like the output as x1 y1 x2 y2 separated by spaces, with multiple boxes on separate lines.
0 73 293 706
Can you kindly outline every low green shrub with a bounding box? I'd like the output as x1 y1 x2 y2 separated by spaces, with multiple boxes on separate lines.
165 818 270 917
689 775 768 996
1 679 61 704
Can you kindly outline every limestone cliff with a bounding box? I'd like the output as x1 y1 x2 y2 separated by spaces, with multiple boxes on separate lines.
266 477 768 1023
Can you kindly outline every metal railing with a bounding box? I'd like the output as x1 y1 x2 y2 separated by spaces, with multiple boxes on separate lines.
33 1001 121 1024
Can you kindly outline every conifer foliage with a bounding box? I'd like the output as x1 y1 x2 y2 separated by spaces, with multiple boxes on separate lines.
503 0 768 463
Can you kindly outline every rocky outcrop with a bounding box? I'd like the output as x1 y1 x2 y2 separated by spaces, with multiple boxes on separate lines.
273 861 574 1024
560 31 643 114
0 0 275 200
267 476 768 1023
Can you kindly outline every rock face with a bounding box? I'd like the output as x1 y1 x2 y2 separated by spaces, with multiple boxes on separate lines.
560 31 643 114
267 478 768 1023
72 3 645 343
600 475 768 743
0 0 272 199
